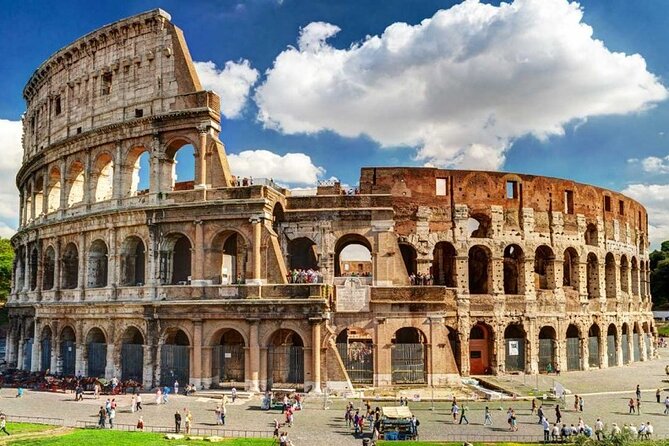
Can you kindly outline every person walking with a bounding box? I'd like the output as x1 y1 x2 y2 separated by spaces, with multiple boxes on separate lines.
531 399 537 415
555 405 562 424
185 411 192 434
636 385 641 401
109 407 116 429
629 398 636 414
451 403 459 422
174 380 179 396
97 406 107 429
573 395 579 411
656 389 661 404
0 415 9 436
231 387 237 403
542 417 550 442
636 398 641 414
136 416 144 431
175 410 182 433
579 396 584 412
537 405 544 424
136 393 143 411
459 405 469 425
664 396 669 415
483 406 493 426
130 394 136 413
595 417 604 441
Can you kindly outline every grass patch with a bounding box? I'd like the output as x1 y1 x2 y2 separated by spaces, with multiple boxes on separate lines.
656 323 669 337
4 423 55 435
7 428 274 445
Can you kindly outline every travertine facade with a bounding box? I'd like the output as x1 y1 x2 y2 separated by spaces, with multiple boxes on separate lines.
7 10 656 392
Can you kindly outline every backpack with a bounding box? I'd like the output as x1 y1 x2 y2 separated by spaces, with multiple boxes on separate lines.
416 419 420 427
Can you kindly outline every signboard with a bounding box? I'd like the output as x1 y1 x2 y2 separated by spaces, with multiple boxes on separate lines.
336 278 370 312
509 340 519 356
225 353 232 359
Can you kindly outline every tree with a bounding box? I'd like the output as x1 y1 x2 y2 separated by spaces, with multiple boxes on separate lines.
650 241 669 308
0 238 13 300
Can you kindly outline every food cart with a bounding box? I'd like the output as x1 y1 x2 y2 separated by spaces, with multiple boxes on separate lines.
270 388 296 409
379 406 415 441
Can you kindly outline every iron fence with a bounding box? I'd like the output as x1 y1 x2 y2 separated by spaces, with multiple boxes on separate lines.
74 420 273 437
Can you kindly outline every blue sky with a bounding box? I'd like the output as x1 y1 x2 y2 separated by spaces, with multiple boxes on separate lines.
1 0 669 245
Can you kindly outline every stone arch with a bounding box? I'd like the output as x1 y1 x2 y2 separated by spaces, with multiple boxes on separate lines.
620 255 629 293
469 245 492 294
212 328 246 386
565 324 582 371
124 145 151 197
92 151 114 202
120 326 145 382
120 236 146 286
267 329 305 386
621 322 631 364
61 242 79 289
504 323 526 372
46 166 61 213
391 327 427 384
503 244 524 294
334 233 373 277
288 237 318 272
585 223 598 247
534 245 555 290
586 252 599 299
432 241 456 287
209 230 249 284
335 327 374 384
85 327 107 378
42 245 56 290
87 239 108 288
538 326 557 372
606 323 618 366
40 325 53 372
588 323 601 368
60 325 76 376
605 253 616 299
468 322 493 375
66 159 85 207
399 242 417 278
272 202 285 234
160 328 191 386
165 137 197 191
33 174 44 218
160 233 192 285
24 183 33 223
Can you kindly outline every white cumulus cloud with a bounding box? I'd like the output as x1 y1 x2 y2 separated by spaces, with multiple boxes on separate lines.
629 155 669 174
194 60 259 119
622 183 669 249
255 0 668 169
0 119 22 237
227 149 325 185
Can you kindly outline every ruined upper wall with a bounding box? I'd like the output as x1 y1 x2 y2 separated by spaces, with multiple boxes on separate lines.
21 9 205 160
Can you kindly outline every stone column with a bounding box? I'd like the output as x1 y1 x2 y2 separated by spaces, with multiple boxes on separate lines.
581 333 589 371
627 331 634 364
259 347 268 392
615 328 624 367
78 233 86 293
192 320 202 388
59 159 67 215
191 221 205 285
112 143 123 203
75 343 85 376
491 256 504 295
83 150 92 208
311 320 322 393
248 320 260 392
640 330 648 362
523 258 536 297
31 322 40 372
23 245 30 292
527 319 538 374
374 318 391 387
249 216 263 284
42 169 49 216
105 343 115 379
599 330 607 368
144 344 154 389
16 329 25 370
454 256 469 294
196 127 208 189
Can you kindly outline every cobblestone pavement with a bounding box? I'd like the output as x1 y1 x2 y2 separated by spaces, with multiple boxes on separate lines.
0 350 667 445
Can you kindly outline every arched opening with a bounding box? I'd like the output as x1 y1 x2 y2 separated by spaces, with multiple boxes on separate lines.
585 223 598 246
67 160 85 207
161 329 190 386
92 153 114 202
566 324 581 371
40 326 52 372
42 246 55 290
588 324 601 368
563 248 579 288
29 247 38 291
391 327 427 384
121 327 144 382
632 323 641 361
288 237 318 272
631 257 639 296
621 323 630 364
399 243 417 279
336 328 374 384
606 324 617 367
46 167 61 213
620 256 629 293
25 184 33 223
60 326 76 376
120 236 146 286
467 214 491 238
125 148 151 197
87 239 108 288
447 327 462 373
538 326 557 372
468 323 493 375
432 241 456 287
61 243 79 289
468 245 491 294
267 329 304 387
160 234 192 285
534 245 555 290
15 247 25 292
86 328 107 378
22 322 34 371
586 253 599 299
605 253 616 299
504 324 526 372
210 231 248 284
272 203 284 235
503 244 524 294
33 177 44 219
335 235 372 277
166 141 195 191
212 329 245 387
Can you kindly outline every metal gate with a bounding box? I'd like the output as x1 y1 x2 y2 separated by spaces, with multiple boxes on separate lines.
23 339 33 371
588 336 599 368
268 346 304 386
87 343 107 378
621 334 630 363
212 344 245 384
337 342 374 384
160 345 190 386
566 337 580 370
505 338 525 372
60 340 76 376
40 339 51 371
633 334 640 361
391 343 425 384
538 338 556 372
607 335 617 366
121 343 144 382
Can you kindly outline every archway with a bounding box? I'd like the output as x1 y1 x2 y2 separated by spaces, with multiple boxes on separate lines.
210 231 247 284
391 327 427 384
42 247 55 291
585 223 598 246
607 324 617 367
620 256 629 293
92 153 114 202
586 253 599 299
23 322 34 371
212 329 245 387
61 243 79 289
621 323 630 364
67 160 85 207
60 326 76 376
447 327 461 373
272 203 284 234
87 240 108 288
605 253 616 299
33 178 44 219
468 245 491 294
267 329 304 387
121 327 144 382
504 324 526 372
503 244 523 294
125 147 151 197
534 246 555 290
335 235 372 277
46 167 61 213
166 141 195 191
566 324 581 371
86 328 107 378
161 329 190 386
538 326 557 372
432 242 456 287
336 328 374 384
563 248 579 288
288 237 318 272
399 243 417 279
468 323 493 375
588 324 601 368
40 326 52 372
120 236 146 286
160 234 192 285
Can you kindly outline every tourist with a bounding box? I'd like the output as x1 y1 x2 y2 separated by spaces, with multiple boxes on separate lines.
657 388 661 403
573 394 579 411
0 415 10 436
15 387 23 398
510 410 518 431
231 387 237 403
221 404 227 425
646 421 654 438
410 415 419 439
185 411 192 434
156 387 162 405
130 394 136 413
594 417 604 440
353 410 360 434
136 393 143 411
273 419 280 437
555 404 562 424
163 386 171 404
136 416 144 431
174 380 179 396
483 406 493 426
537 404 544 424
215 405 222 425
665 396 669 415
93 381 100 399
628 398 636 414
109 407 116 429
636 398 641 414
611 423 621 436
636 384 641 401
542 417 550 442
175 410 182 433
577 417 585 434
638 422 646 439
579 396 584 412
345 405 352 427
97 406 107 429
459 404 469 424
451 402 459 422
531 399 536 415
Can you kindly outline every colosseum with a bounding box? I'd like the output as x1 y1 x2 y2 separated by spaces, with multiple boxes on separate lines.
5 9 657 392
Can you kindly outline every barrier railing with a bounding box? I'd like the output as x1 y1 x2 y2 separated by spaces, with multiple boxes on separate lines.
74 420 273 437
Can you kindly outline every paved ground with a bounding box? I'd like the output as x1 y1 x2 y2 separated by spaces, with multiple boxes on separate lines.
1 349 668 445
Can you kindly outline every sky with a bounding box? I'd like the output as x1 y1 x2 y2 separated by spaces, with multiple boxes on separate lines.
1 0 669 248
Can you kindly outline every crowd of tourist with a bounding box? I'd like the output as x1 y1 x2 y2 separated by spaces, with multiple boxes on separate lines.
408 273 434 286
287 269 323 284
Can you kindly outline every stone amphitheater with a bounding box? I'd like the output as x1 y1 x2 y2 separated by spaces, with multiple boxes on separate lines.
5 9 657 392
